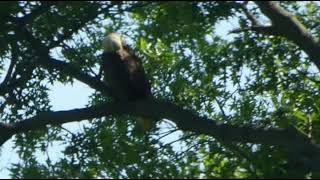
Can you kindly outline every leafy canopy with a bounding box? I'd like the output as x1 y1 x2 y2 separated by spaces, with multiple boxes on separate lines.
1 1 320 179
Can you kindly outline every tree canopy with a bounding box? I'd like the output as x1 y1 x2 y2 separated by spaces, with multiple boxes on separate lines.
1 1 320 178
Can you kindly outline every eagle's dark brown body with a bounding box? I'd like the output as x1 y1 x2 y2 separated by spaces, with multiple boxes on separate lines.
101 45 151 102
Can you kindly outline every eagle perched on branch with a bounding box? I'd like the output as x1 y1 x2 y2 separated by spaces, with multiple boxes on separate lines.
101 33 151 102
101 33 154 132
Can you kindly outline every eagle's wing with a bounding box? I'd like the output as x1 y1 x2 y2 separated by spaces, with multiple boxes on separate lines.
102 47 151 101
121 45 151 100
102 51 132 101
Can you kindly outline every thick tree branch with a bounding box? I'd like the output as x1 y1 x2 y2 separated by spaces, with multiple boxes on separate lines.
254 2 320 69
1 98 320 171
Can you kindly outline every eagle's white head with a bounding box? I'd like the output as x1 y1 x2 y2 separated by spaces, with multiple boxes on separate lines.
102 32 124 52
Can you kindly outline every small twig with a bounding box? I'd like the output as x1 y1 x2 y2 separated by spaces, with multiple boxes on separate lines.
60 126 77 137
229 26 280 36
154 129 178 141
215 97 228 121
173 143 199 162
158 133 195 150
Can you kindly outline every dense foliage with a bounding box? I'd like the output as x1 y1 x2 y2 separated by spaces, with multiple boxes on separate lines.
1 1 320 178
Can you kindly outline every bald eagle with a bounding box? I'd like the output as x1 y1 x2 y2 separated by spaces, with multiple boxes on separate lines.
101 33 151 102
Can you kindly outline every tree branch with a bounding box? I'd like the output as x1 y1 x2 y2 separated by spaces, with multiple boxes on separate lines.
9 2 157 97
44 57 113 96
254 1 320 69
229 25 280 36
1 98 320 171
239 2 260 26
0 42 34 101
12 23 114 97
0 123 15 146
0 50 17 96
